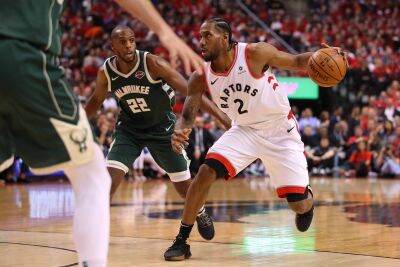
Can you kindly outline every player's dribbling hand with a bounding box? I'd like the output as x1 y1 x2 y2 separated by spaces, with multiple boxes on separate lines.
158 30 204 76
321 43 349 68
171 128 192 154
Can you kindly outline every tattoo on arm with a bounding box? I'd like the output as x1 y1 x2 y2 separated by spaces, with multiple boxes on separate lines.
179 72 204 129
181 93 201 128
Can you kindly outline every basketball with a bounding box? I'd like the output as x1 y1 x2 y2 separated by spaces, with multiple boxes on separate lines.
307 48 347 87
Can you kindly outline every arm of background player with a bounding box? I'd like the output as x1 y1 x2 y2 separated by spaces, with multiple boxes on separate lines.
113 0 203 75
147 55 231 129
84 69 109 119
170 71 205 153
246 42 313 72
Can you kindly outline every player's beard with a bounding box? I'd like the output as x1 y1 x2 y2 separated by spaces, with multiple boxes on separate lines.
204 51 217 62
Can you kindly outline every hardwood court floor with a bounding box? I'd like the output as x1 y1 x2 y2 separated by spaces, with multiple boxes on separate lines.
0 177 400 266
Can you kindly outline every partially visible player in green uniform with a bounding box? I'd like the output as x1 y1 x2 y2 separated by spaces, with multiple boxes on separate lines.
0 1 212 266
85 26 231 241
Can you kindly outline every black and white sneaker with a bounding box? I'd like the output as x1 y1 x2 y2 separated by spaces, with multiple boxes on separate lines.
196 210 215 240
295 186 314 232
164 236 192 261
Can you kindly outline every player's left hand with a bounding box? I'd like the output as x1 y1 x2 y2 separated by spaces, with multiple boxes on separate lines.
321 43 349 68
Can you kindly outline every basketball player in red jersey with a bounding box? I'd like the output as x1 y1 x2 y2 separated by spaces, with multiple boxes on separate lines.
164 18 346 261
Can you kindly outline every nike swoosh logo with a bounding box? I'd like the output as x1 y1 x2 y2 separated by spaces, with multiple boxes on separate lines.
165 123 174 132
112 76 119 81
211 78 218 85
287 126 295 133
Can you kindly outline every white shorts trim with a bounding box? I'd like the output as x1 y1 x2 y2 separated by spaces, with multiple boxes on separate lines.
168 170 191 182
0 156 14 173
106 160 129 174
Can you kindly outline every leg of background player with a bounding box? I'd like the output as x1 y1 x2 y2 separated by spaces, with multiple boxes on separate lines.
164 164 217 260
108 167 125 200
171 175 213 241
173 180 192 199
181 164 217 225
64 145 111 267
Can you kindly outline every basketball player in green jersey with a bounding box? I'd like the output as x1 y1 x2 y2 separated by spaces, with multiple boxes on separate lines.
85 26 231 241
0 1 208 266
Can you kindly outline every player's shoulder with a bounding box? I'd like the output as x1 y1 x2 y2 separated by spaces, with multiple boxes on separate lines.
246 42 276 56
245 42 277 67
145 52 167 68
102 55 116 65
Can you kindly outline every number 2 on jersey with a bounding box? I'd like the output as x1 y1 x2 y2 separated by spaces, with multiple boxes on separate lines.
127 98 151 113
234 99 248 114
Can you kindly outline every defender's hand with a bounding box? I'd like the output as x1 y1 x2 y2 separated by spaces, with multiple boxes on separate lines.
159 31 204 76
171 128 192 154
321 43 349 68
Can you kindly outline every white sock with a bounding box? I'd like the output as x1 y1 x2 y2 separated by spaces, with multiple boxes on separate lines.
64 145 111 267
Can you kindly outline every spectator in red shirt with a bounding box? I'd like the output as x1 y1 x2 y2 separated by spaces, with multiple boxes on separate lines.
348 141 372 177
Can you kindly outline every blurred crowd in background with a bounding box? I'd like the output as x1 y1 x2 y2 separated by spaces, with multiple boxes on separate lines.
1 0 399 183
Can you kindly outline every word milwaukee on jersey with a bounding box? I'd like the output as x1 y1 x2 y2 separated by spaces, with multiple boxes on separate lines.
114 85 150 99
220 83 258 108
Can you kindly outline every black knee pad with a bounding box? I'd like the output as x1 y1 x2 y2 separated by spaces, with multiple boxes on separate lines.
286 188 309 202
204 158 228 178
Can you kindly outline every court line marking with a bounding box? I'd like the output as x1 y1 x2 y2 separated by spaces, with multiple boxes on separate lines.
1 229 399 261
0 241 78 267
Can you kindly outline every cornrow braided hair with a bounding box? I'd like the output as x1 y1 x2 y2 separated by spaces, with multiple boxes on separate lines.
206 17 238 50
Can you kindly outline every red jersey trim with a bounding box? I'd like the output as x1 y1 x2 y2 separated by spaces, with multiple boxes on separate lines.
277 186 306 198
202 67 212 95
245 44 265 79
206 152 237 179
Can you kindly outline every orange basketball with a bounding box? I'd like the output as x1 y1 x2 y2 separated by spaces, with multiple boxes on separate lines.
307 48 347 87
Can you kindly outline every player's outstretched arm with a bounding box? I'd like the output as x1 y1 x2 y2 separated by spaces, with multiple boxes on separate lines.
171 71 204 153
84 69 109 119
114 0 203 75
147 55 231 129
247 42 313 72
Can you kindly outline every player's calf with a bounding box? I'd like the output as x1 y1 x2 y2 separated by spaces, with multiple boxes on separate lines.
107 167 126 201
286 185 314 232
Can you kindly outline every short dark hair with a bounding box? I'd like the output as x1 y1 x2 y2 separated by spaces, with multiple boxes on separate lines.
206 18 237 50
111 25 133 40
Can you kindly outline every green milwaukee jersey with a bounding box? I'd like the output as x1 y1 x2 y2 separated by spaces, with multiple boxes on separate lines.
103 50 176 132
0 0 64 55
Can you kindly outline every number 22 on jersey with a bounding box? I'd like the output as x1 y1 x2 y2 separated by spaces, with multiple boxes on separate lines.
127 98 151 113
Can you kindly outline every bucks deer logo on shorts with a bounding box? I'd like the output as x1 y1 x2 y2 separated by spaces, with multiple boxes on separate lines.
69 129 88 153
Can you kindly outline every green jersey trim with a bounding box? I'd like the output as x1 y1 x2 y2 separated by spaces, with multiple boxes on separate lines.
45 0 56 51
40 51 77 120
108 50 140 78
143 52 162 84
102 63 112 92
